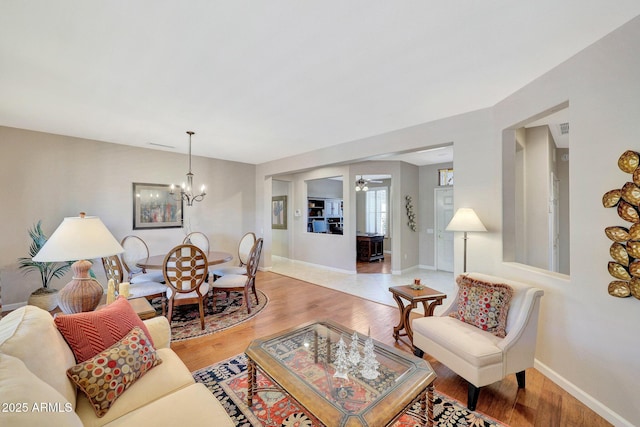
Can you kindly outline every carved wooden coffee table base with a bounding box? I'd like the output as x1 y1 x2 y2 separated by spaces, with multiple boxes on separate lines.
245 320 436 426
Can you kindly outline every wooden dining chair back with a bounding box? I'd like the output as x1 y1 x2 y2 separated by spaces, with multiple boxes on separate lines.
210 238 263 314
120 235 165 284
101 254 167 314
163 244 210 330
102 255 124 285
237 232 257 266
183 232 210 253
211 231 256 278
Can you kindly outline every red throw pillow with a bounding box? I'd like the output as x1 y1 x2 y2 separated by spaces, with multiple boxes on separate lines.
55 296 154 363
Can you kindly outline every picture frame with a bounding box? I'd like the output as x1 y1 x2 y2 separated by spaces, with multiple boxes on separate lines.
132 183 183 229
271 196 287 230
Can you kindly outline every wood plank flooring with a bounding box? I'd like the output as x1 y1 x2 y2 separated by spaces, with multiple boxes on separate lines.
173 271 611 427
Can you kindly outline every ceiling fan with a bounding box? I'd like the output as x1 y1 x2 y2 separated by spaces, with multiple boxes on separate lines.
355 175 383 192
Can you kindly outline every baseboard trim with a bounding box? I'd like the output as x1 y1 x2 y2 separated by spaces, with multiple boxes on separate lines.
272 256 355 275
1 301 26 313
534 359 633 427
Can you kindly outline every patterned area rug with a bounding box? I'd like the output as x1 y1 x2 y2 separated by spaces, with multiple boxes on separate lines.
193 353 508 427
151 290 268 341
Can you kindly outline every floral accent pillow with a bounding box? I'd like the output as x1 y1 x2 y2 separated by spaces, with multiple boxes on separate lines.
450 275 514 337
66 326 162 417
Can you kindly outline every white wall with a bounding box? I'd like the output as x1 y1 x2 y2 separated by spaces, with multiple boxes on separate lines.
494 17 640 425
0 127 256 307
271 179 290 257
524 126 552 270
255 17 640 425
285 166 354 272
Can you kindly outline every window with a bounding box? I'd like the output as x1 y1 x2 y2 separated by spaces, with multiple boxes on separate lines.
438 168 454 186
366 187 388 236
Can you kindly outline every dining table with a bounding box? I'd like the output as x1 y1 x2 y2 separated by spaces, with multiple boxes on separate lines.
136 250 233 284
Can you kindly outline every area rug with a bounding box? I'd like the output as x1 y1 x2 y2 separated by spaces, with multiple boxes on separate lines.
193 353 507 427
151 290 268 341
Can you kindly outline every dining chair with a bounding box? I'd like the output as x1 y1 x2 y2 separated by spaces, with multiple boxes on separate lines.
183 232 210 253
210 232 256 278
101 255 167 314
163 244 210 330
120 235 165 284
210 238 263 314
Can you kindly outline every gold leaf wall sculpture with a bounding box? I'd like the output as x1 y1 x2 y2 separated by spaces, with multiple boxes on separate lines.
603 150 640 299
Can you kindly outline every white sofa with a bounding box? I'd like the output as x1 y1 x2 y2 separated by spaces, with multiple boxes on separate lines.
412 273 544 410
0 305 234 426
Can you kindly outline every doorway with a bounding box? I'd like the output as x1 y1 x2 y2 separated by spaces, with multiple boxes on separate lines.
435 187 454 272
355 174 392 274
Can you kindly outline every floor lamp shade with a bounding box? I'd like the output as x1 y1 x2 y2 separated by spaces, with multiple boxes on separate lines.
33 213 124 313
446 208 487 272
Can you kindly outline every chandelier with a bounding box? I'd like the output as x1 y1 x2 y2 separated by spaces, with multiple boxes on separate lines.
355 176 368 192
170 131 206 206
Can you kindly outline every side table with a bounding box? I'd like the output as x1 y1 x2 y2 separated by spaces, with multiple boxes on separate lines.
389 285 446 345
127 297 157 320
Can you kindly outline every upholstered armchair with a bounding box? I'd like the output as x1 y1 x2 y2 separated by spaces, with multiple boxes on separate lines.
412 272 544 411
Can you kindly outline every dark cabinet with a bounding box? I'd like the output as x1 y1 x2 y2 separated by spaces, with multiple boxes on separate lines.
357 234 384 262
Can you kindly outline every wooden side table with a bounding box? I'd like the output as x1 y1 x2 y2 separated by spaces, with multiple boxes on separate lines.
389 285 446 345
128 297 157 320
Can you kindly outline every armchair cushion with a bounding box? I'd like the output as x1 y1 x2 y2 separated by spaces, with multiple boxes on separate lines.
67 327 162 418
54 296 154 363
450 275 513 337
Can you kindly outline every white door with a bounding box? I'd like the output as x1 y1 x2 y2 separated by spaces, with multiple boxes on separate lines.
436 188 454 272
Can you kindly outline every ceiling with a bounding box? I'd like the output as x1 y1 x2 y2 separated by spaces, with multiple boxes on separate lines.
1 2 638 165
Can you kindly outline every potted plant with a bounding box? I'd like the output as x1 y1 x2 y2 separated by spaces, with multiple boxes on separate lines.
18 221 72 311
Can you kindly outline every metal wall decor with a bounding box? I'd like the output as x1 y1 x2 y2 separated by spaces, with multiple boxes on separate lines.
405 195 417 231
603 150 640 299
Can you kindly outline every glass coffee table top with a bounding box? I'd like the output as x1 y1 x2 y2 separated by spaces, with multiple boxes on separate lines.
246 319 436 426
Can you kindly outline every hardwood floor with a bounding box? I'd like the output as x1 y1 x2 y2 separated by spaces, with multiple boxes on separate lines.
356 253 392 274
173 271 611 427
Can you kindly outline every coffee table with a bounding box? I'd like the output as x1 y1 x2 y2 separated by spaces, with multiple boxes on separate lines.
245 319 436 426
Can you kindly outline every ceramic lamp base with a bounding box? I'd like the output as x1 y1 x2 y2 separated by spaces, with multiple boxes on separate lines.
58 260 104 314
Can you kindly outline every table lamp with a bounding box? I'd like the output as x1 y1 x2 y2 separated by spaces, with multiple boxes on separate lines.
446 208 487 272
32 212 124 314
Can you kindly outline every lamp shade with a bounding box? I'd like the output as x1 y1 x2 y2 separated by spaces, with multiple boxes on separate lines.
446 208 487 232
32 215 123 262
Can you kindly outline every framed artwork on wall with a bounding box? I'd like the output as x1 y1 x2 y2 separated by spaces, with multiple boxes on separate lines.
272 196 287 230
132 183 183 229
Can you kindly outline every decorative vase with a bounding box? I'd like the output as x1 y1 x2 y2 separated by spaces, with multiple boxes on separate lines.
57 260 104 314
27 287 59 311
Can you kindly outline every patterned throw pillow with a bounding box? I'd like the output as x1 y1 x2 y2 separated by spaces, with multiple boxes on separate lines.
66 326 162 418
55 296 154 363
449 275 514 337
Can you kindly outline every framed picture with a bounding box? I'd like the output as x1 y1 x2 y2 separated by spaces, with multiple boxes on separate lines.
132 183 183 229
271 196 287 230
